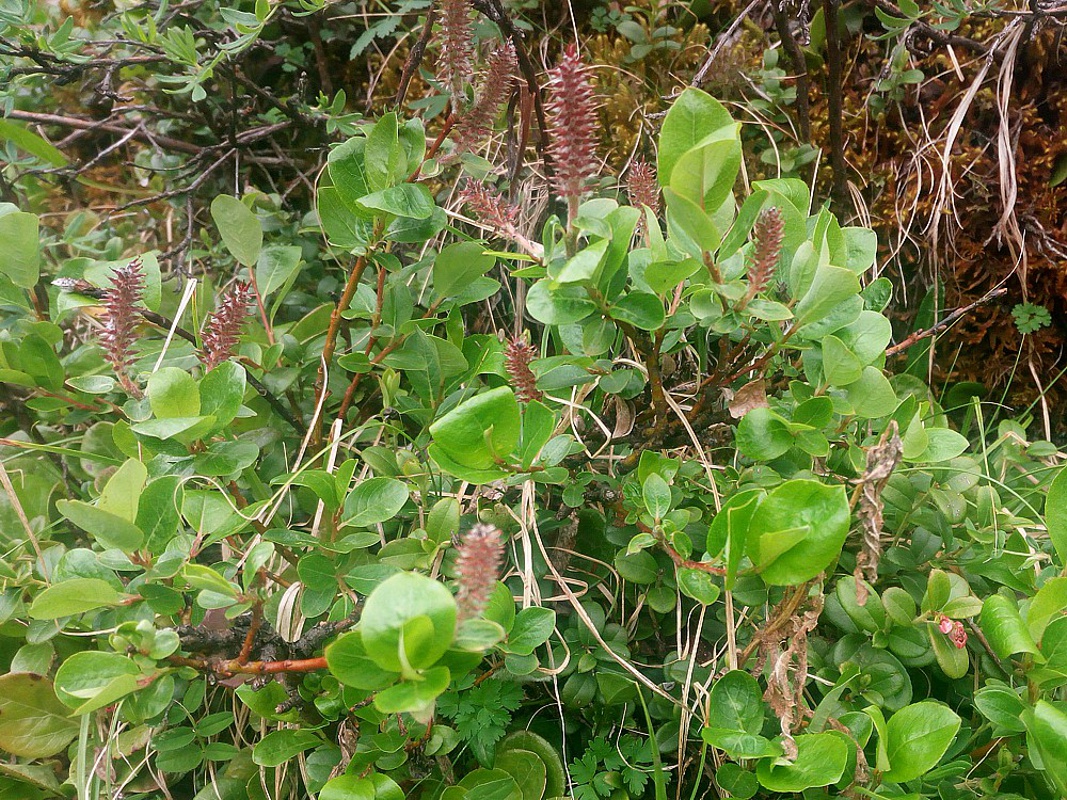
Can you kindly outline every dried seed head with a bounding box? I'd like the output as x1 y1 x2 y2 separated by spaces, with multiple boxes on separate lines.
545 45 599 212
438 0 474 102
454 41 517 152
627 159 659 218
99 258 145 397
455 523 504 621
200 282 252 370
504 336 541 403
746 207 785 298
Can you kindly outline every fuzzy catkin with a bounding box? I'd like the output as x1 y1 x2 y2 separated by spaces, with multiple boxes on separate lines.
504 337 542 403
99 258 145 397
200 282 252 370
438 0 474 102
454 41 517 151
545 45 599 213
455 523 504 621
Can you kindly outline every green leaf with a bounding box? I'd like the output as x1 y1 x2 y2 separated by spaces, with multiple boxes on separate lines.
1028 577 1067 642
0 119 69 166
756 733 848 792
503 607 555 656
320 775 376 800
663 188 721 255
210 195 262 267
29 578 126 620
374 665 450 713
199 361 246 429
973 683 1027 734
325 632 398 691
642 473 672 520
0 673 79 757
610 291 665 331
882 701 961 784
361 572 457 673
0 211 40 288
20 335 63 391
54 651 144 714
497 731 566 799
255 245 302 298
837 310 892 365
917 428 969 463
841 227 877 273
657 88 736 190
458 768 522 800
357 184 435 219
494 749 548 800
643 257 701 296
747 479 850 586
707 670 765 734
677 568 721 605
1045 467 1067 568
327 137 372 207
252 729 322 767
979 594 1040 660
429 387 521 472
56 499 145 552
1023 701 1067 795
822 334 863 387
148 368 200 419
434 242 497 298
526 280 596 325
736 407 793 460
669 127 742 212
551 239 609 285
98 458 147 522
794 265 861 328
342 477 409 527
365 112 402 191
845 367 898 419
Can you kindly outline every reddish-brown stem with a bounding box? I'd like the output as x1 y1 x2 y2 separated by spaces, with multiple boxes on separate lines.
237 602 263 664
169 654 328 675
313 253 371 446
409 113 456 181
334 299 442 423
247 267 276 346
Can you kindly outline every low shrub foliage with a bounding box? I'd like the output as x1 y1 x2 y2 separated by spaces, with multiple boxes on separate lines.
0 6 1066 800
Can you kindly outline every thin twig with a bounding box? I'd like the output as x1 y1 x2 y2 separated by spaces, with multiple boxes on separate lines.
886 286 1008 356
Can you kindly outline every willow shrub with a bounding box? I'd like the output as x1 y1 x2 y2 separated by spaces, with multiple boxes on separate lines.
1 83 1067 800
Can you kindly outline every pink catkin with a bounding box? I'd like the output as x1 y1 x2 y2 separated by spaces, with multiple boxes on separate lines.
460 179 520 232
627 159 660 217
454 41 517 151
746 207 785 297
438 0 474 102
99 258 145 396
455 523 504 621
504 337 542 403
200 282 252 370
545 45 599 218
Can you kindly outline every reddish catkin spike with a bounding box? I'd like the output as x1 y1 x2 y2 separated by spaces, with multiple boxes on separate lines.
458 180 542 257
437 0 474 102
743 206 785 303
200 282 252 370
454 41 517 151
627 159 660 217
545 44 599 222
505 337 542 403
460 179 520 232
455 523 504 622
99 258 145 398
